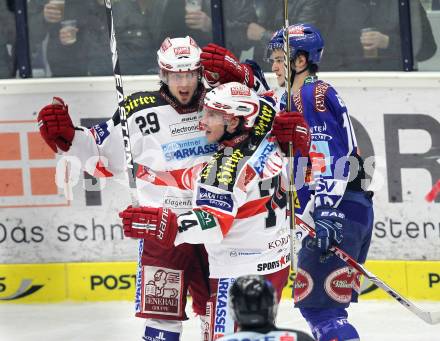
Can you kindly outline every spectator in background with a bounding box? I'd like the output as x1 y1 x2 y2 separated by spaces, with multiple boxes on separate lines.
28 0 86 76
320 0 436 71
411 0 437 67
38 0 254 76
184 0 256 57
246 0 324 70
62 0 112 76
27 0 256 77
0 0 16 78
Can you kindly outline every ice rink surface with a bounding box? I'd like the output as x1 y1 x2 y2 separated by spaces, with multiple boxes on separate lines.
1 300 439 340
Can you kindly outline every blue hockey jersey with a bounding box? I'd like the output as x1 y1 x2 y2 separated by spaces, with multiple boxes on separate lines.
279 76 359 213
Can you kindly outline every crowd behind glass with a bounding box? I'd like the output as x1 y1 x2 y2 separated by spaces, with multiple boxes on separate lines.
1 0 439 79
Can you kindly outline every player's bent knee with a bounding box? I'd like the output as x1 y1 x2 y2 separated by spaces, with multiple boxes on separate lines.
299 308 360 341
143 318 182 341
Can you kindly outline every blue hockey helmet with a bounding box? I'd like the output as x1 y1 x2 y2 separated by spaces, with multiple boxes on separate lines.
266 23 324 65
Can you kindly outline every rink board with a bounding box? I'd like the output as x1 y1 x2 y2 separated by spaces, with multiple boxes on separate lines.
0 260 439 303
0 73 439 265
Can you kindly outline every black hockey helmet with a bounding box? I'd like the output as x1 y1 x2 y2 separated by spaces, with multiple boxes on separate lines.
229 275 278 328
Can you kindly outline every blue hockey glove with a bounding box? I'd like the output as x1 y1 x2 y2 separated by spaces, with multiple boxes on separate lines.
312 207 345 254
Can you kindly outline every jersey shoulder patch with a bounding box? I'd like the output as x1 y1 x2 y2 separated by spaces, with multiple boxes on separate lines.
300 80 330 114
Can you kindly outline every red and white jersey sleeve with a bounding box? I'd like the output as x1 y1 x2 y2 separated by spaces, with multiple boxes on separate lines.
66 90 216 213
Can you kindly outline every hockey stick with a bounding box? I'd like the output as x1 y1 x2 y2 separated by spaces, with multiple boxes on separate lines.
294 215 440 325
104 0 139 207
283 0 297 273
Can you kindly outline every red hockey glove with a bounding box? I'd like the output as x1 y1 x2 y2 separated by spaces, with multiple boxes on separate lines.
272 111 311 157
37 97 75 153
119 206 178 248
201 43 254 88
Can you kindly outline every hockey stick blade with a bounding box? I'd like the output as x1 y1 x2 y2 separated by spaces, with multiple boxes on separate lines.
295 216 440 325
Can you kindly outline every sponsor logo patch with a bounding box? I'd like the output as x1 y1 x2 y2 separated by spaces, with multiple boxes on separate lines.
169 121 200 136
196 188 234 212
324 267 356 303
253 103 275 137
213 278 235 340
268 235 291 249
311 122 332 141
294 268 314 303
310 141 332 176
229 250 261 257
162 137 217 162
289 25 305 37
256 253 291 272
194 210 217 230
141 266 183 317
143 326 180 341
90 122 110 145
174 46 190 55
230 86 251 96
314 82 330 112
164 196 192 209
251 139 277 176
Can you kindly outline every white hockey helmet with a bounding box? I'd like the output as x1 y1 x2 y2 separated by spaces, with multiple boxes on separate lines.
203 82 260 129
157 36 202 73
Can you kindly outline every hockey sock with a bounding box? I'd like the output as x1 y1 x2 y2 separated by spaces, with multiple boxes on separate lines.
300 308 360 341
142 318 182 341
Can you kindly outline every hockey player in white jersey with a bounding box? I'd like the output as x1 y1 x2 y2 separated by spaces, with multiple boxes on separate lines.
119 82 311 340
37 36 213 341
217 275 314 341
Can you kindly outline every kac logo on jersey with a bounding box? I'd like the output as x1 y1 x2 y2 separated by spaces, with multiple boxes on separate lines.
161 137 217 161
90 122 110 145
196 188 234 212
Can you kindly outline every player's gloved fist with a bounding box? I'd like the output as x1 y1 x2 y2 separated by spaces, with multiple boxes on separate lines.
312 207 345 254
272 111 310 156
119 206 178 248
201 43 254 87
37 97 75 153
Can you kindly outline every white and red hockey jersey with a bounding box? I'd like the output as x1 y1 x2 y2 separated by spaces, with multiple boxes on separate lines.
67 89 215 214
174 98 291 278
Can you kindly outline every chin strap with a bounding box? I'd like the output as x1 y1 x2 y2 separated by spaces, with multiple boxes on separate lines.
218 131 249 148
289 65 308 87
218 125 249 145
288 54 309 87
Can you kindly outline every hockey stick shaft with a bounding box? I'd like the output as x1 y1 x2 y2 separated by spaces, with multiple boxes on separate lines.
294 215 440 325
104 0 139 207
283 0 297 272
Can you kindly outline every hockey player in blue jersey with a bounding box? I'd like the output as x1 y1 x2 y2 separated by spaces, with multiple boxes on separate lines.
217 275 314 341
200 24 374 341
